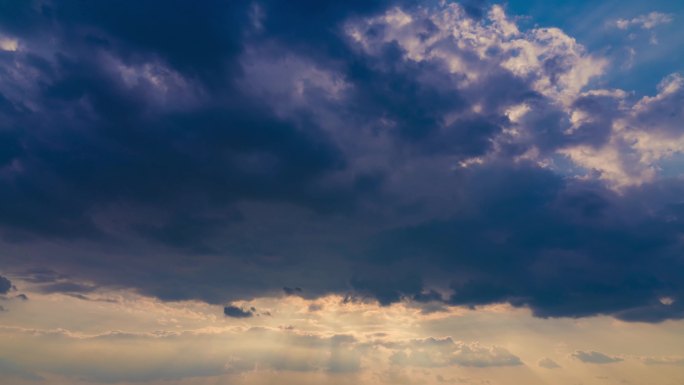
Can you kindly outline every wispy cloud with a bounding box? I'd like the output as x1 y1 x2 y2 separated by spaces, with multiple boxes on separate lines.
614 12 674 30
538 357 561 369
572 351 623 364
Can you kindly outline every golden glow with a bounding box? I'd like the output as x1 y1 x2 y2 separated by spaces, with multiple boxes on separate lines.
1 280 683 385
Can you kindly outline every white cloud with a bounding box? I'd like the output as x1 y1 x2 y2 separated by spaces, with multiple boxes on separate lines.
104 54 205 110
0 36 18 51
560 73 684 188
341 3 684 189
615 12 674 30
346 3 606 105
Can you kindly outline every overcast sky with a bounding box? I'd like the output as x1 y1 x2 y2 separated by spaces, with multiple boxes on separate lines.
1 1 683 384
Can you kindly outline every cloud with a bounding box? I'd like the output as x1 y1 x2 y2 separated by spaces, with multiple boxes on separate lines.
614 12 673 30
387 337 523 368
538 357 561 369
11 268 65 284
1 322 519 382
0 36 18 52
641 356 684 366
224 305 255 318
0 358 43 381
0 324 367 382
283 287 303 296
0 275 11 294
36 282 97 294
561 74 684 187
572 351 623 364
0 0 682 324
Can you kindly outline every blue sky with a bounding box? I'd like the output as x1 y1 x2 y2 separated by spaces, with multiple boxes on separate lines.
507 0 684 92
0 1 684 384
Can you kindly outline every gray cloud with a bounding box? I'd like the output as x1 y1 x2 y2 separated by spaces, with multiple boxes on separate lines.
572 351 623 364
37 281 96 294
283 287 303 296
224 305 255 318
0 275 11 294
538 357 561 369
0 358 43 381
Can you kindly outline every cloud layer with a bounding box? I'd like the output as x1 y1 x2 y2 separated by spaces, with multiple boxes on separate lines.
572 351 623 364
0 1 683 323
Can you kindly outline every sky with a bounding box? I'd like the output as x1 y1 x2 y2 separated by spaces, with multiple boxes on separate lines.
0 0 684 384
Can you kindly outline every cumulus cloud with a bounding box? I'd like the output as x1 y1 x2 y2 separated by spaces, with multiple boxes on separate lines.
572 351 623 364
561 74 684 187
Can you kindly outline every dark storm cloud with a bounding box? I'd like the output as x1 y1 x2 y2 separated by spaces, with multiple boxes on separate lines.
0 0 399 240
344 45 472 143
37 282 96 294
0 0 247 82
460 0 491 19
361 165 684 321
12 268 65 284
0 275 11 294
0 100 347 238
0 0 683 323
350 273 423 306
283 287 303 296
224 305 255 318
